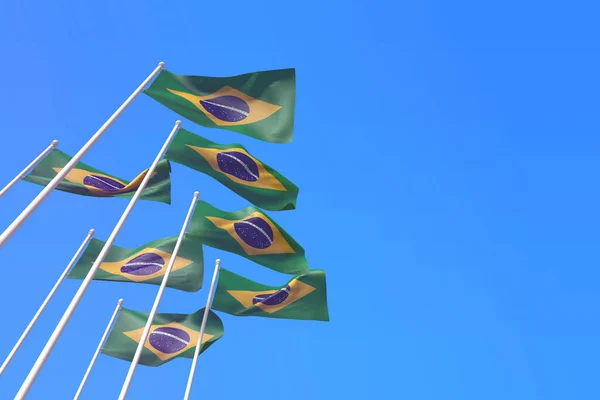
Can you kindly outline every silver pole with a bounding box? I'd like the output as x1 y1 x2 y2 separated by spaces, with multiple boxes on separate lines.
13 120 182 399
117 190 201 400
0 62 165 249
73 298 124 400
183 259 221 400
0 229 94 376
0 139 59 198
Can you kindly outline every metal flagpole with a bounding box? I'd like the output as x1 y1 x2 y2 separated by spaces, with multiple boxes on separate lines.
117 190 200 400
183 259 221 400
13 120 182 400
0 229 94 376
0 61 166 249
73 298 124 400
0 139 59 198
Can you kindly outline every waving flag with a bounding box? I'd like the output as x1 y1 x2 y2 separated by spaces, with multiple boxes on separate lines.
166 129 298 211
22 149 171 204
187 201 308 275
213 269 329 321
102 307 223 367
145 68 296 143
68 236 204 292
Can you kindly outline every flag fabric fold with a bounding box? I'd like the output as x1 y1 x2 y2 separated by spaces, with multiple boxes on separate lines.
22 149 171 204
213 268 329 321
166 128 298 211
186 201 309 275
68 237 203 292
102 307 223 367
144 68 296 144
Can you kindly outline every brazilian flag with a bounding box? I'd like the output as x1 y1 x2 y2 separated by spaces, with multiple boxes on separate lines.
22 149 171 204
213 269 329 321
166 128 298 211
187 201 308 275
102 307 223 367
144 68 296 144
68 237 203 292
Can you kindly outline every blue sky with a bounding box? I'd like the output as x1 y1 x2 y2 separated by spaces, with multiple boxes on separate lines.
0 0 599 399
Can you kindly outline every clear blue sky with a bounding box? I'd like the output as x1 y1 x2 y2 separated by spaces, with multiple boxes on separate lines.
0 1 599 399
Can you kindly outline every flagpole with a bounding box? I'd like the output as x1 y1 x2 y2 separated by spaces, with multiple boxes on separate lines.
0 228 94 377
0 139 59 198
13 120 182 400
117 190 200 400
182 259 221 400
73 298 124 400
0 61 166 249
